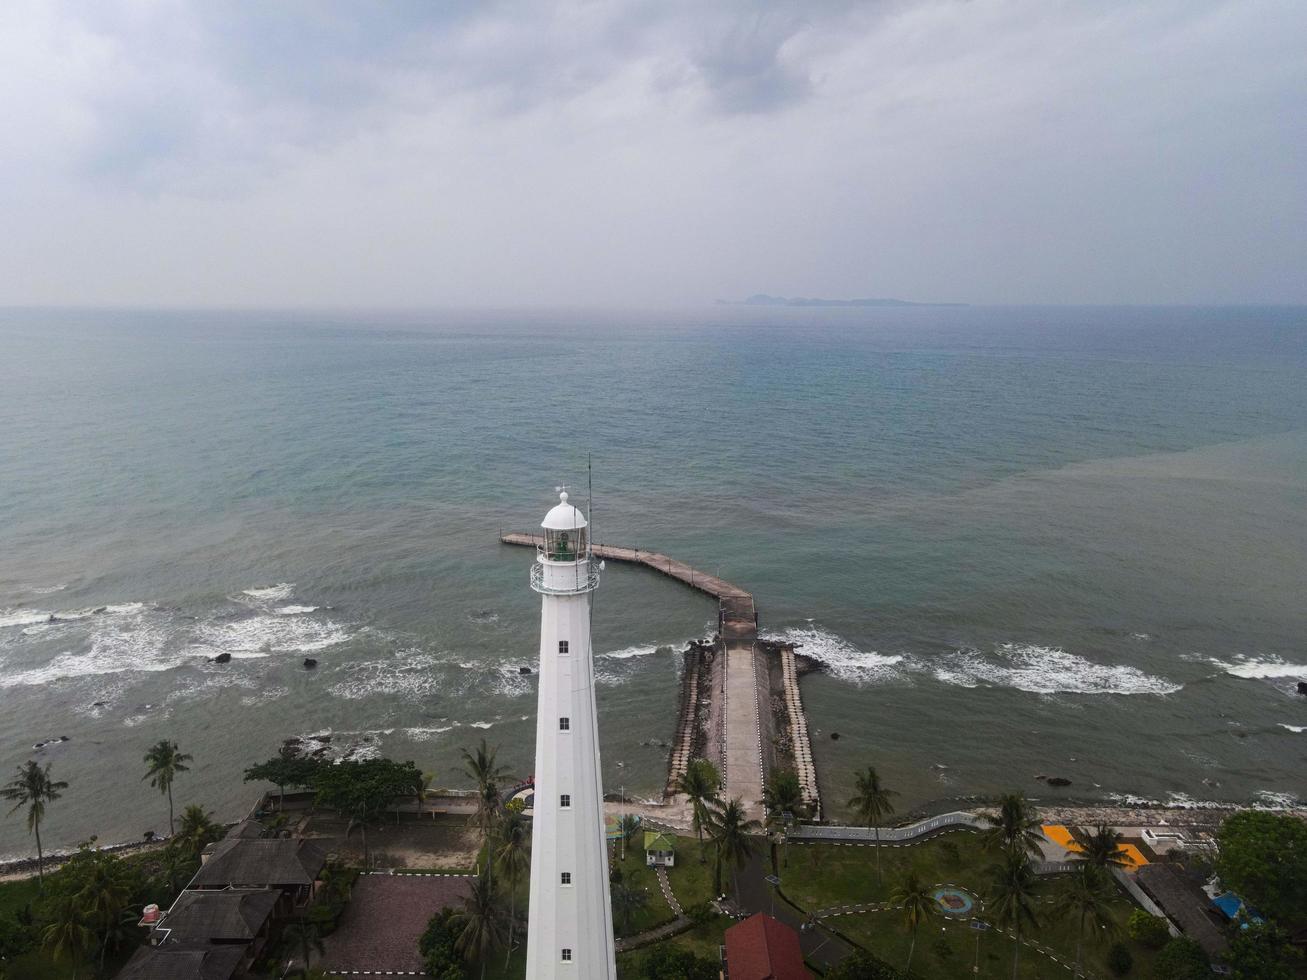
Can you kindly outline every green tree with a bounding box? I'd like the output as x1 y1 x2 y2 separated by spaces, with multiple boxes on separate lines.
675 758 721 858
314 758 423 868
610 873 650 933
1126 908 1169 949
1074 823 1129 869
981 793 1044 858
1152 936 1209 980
284 919 325 979
823 949 906 979
763 769 808 823
987 851 1039 980
142 740 192 837
705 797 761 897
460 739 512 869
419 907 467 978
1228 922 1300 980
40 895 93 979
1053 864 1118 977
847 765 897 878
451 871 507 980
1 760 67 888
889 868 934 974
244 751 324 810
175 803 223 859
494 808 531 966
1217 810 1307 927
637 943 719 979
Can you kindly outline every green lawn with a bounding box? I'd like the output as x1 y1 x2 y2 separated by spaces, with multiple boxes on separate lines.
661 837 715 912
609 841 676 937
784 835 1161 979
0 875 42 918
616 921 727 979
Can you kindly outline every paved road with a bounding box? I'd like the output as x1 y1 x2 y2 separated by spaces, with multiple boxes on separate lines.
733 847 857 973
723 643 765 821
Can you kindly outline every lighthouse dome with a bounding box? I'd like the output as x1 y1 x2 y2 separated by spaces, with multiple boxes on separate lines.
542 491 587 530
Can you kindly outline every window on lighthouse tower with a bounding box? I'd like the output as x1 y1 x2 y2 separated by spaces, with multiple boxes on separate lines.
558 640 569 654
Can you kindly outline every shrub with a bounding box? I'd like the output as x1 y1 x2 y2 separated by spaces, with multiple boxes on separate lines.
418 908 465 979
1127 908 1170 949
1152 937 1209 980
683 900 717 926
637 944 718 980
824 950 906 980
1107 941 1133 976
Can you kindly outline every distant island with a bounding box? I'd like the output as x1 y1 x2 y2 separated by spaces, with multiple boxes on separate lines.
720 294 967 307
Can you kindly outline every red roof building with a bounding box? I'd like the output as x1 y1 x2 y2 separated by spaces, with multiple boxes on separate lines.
723 913 811 980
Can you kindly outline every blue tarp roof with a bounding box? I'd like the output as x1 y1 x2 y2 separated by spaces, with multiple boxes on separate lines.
1212 893 1243 919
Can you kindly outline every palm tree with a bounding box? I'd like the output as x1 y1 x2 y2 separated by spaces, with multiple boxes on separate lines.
1074 823 1128 869
76 853 132 971
175 803 223 859
452 871 507 980
2 760 67 888
619 813 640 861
494 808 531 967
981 792 1045 858
418 771 437 820
611 873 650 932
41 895 94 979
988 851 1040 980
675 758 720 859
284 919 325 979
763 769 808 823
142 740 192 837
1054 864 1118 977
705 797 761 897
847 765 897 878
891 868 936 974
461 739 512 868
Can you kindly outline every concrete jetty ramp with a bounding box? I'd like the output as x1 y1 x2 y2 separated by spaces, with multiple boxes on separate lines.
500 533 790 823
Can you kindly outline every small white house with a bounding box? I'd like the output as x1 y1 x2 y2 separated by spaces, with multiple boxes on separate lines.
644 830 676 868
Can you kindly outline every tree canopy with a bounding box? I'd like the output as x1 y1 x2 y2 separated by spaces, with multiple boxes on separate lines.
314 759 423 824
1217 811 1307 927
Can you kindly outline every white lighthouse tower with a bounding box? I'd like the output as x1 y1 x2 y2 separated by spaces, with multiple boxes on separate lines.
524 491 617 979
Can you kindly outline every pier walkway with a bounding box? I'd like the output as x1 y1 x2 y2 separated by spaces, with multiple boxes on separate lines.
501 533 767 820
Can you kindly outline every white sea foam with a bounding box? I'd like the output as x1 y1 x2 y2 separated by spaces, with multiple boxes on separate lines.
240 685 290 707
1213 657 1307 679
1279 724 1306 734
329 653 444 701
193 614 349 655
0 610 52 629
763 626 905 684
599 644 663 660
934 643 1181 695
403 725 458 741
0 608 181 687
241 583 295 602
275 605 319 615
28 583 68 595
1255 790 1300 808
469 721 494 729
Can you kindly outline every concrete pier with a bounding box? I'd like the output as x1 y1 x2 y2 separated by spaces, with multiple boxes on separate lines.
500 532 819 824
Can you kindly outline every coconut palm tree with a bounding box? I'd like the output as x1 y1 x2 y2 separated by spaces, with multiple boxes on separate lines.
847 765 897 878
175 803 223 859
891 868 936 974
1074 823 1129 869
1054 864 1118 977
41 895 94 979
453 871 507 980
284 919 325 979
763 769 808 823
142 740 192 837
610 872 649 932
988 851 1040 980
2 760 67 888
494 808 531 966
675 758 720 859
981 792 1045 858
619 813 641 861
460 739 512 866
705 797 761 897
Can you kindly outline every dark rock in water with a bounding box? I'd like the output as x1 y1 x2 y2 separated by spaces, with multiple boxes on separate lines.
58 735 69 742
1297 681 1307 695
143 830 155 841
92 606 107 614
1046 777 1072 787
519 666 532 675
91 701 107 708
303 658 318 669
830 732 841 741
210 652 232 664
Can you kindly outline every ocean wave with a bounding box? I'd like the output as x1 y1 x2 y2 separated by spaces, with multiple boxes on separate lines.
192 614 350 656
599 644 663 660
329 653 445 701
1255 790 1300 809
0 608 181 687
763 626 906 684
1213 657 1307 680
402 725 458 741
934 643 1181 695
27 583 68 595
0 609 53 629
241 583 296 602
240 685 290 707
275 605 319 615
1279 724 1306 734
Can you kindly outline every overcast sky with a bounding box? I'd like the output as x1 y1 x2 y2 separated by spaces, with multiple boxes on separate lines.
1 0 1304 308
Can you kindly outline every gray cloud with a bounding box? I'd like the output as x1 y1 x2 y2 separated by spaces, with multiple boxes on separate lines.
0 0 1303 305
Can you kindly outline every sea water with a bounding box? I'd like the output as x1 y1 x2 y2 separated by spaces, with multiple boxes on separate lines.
1 305 1305 857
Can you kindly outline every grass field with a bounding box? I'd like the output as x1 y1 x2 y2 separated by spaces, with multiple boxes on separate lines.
783 835 1161 979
